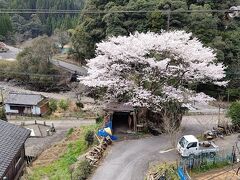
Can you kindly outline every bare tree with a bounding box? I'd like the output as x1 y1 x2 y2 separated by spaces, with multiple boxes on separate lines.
68 82 85 102
161 101 183 147
53 28 70 49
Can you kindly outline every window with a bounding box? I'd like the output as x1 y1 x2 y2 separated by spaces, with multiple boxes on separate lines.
187 142 197 149
10 106 19 110
179 137 188 148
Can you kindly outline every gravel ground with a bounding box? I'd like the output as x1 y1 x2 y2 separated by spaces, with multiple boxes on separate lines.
10 119 95 157
0 45 20 61
0 81 75 100
91 114 232 180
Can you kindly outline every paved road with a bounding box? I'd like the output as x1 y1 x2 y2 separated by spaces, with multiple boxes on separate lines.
50 59 87 76
189 102 226 115
91 114 230 180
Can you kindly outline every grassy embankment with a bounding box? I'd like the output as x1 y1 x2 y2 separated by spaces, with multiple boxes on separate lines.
0 60 17 80
26 124 99 180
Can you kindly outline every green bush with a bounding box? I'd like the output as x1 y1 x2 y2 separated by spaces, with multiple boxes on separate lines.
76 101 84 108
228 101 240 126
228 89 240 101
72 160 92 180
59 99 69 111
0 108 6 121
49 99 58 112
95 115 103 124
84 130 94 146
67 128 74 137
192 160 230 173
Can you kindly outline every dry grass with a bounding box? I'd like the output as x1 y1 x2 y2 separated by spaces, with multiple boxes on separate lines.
32 128 81 167
25 125 99 180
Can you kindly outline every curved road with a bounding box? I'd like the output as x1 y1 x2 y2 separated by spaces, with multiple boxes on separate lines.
0 46 87 76
92 114 229 180
50 59 87 76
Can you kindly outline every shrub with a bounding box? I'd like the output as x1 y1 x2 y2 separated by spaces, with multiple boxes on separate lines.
192 160 229 173
59 99 69 111
146 163 178 180
95 115 103 124
72 160 92 180
228 101 240 126
67 128 74 137
84 130 94 146
49 99 58 112
0 60 17 81
0 108 6 121
76 101 84 108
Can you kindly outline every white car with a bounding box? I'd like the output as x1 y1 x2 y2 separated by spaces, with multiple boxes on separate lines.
177 135 219 158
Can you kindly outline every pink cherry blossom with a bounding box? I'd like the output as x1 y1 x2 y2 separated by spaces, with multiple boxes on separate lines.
80 31 227 110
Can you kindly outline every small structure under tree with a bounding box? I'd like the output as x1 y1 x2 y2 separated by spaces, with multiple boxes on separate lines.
103 102 137 133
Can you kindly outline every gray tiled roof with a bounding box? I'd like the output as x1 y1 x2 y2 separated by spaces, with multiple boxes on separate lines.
5 92 45 105
0 120 30 177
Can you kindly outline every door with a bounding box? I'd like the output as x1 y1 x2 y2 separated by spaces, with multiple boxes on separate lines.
186 142 198 156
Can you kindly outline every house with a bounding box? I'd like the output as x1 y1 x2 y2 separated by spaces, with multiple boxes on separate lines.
4 93 49 116
0 119 30 180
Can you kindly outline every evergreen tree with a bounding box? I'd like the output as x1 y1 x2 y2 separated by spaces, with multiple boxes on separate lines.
0 15 12 39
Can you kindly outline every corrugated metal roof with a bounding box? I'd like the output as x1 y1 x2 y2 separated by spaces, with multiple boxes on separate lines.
0 120 30 177
5 92 45 106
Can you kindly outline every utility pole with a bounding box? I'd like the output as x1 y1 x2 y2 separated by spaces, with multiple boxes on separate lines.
167 9 171 31
0 88 3 105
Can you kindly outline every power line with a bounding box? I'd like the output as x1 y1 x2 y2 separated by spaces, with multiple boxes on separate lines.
0 8 238 14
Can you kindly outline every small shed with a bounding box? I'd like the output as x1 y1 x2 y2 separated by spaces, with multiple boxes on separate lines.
103 102 137 133
0 119 30 180
4 93 49 116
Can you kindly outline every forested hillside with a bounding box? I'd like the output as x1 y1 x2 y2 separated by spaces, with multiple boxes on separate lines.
0 0 85 42
71 0 240 97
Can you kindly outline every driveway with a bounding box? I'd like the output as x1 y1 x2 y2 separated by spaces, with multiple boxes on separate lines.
91 114 230 180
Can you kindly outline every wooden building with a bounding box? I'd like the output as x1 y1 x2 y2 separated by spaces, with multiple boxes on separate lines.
103 102 138 133
4 93 49 116
0 120 30 180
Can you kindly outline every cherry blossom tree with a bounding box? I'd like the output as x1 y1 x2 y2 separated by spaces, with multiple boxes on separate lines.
80 30 227 114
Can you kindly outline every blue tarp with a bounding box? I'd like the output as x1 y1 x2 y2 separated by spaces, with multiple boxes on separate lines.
177 167 187 180
105 119 112 129
97 117 118 141
97 129 118 141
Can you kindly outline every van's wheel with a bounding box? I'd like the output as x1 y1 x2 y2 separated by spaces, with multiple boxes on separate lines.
189 154 195 159
209 152 216 158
